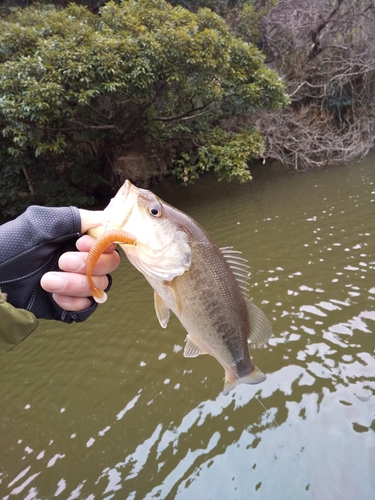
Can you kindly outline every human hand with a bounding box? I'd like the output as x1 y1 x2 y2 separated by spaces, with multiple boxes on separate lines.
40 210 120 311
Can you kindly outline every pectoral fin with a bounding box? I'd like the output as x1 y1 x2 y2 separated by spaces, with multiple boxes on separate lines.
246 299 273 348
154 291 170 329
184 335 205 358
164 279 183 319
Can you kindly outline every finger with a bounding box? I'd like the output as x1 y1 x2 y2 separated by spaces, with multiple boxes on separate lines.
78 209 112 234
40 272 109 298
52 294 94 312
76 234 117 254
58 249 120 275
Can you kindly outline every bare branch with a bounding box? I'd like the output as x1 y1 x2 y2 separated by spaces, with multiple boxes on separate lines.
153 103 212 123
256 0 375 170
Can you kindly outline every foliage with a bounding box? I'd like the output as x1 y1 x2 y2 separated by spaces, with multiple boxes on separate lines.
224 0 279 45
0 0 287 213
168 0 279 44
174 127 264 183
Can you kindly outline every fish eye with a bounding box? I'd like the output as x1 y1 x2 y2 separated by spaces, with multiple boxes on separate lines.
149 203 162 217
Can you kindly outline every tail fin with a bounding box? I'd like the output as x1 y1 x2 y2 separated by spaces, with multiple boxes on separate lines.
223 365 266 396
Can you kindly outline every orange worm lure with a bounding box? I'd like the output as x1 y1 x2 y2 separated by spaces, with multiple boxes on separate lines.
86 229 137 303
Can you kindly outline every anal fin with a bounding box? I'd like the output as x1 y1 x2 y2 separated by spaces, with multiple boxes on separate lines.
184 335 205 358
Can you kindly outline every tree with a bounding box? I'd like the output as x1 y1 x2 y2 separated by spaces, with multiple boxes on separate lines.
0 0 287 213
256 0 375 169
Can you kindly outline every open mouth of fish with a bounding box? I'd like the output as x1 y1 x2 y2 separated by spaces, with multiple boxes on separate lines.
102 179 138 231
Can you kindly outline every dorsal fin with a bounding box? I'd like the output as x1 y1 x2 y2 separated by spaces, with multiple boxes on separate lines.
221 246 251 293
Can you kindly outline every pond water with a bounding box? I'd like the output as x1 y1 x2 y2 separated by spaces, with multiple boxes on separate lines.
1 155 374 500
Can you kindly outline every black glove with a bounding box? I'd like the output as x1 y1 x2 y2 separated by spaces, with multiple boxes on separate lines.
0 205 106 323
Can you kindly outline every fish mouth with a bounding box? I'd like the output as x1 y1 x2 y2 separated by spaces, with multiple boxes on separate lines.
104 180 139 230
122 179 132 201
121 180 139 227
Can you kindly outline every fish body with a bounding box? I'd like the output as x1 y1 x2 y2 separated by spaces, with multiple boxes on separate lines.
90 181 272 394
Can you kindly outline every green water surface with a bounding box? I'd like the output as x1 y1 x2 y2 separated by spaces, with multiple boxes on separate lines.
1 156 374 500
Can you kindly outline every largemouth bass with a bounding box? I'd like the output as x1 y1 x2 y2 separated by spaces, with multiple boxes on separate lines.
87 181 272 395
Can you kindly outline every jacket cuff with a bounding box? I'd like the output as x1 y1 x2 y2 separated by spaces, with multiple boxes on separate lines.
0 298 39 354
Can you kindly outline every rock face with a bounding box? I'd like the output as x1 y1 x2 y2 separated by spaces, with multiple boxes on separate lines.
113 145 170 187
114 153 150 186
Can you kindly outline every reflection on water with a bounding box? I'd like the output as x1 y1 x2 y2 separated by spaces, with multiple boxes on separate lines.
1 156 374 499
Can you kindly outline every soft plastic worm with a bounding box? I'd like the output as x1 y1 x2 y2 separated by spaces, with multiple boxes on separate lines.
86 229 137 303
